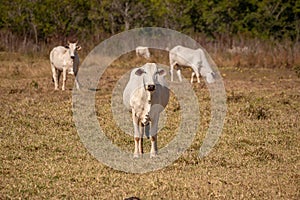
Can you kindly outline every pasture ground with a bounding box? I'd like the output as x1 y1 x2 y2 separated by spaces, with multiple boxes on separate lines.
0 51 299 199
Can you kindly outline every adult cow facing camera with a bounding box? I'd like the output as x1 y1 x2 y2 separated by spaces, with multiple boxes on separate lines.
50 41 81 90
123 63 169 158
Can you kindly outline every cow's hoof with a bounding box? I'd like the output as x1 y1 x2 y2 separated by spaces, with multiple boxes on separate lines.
150 152 158 158
133 153 139 158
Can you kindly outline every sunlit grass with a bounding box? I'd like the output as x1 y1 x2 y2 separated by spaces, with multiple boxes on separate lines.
0 52 299 199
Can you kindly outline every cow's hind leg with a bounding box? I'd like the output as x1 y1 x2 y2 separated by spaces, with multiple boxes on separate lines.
73 63 80 90
74 75 80 90
62 68 67 90
149 117 159 158
139 125 145 155
150 135 158 158
57 70 61 86
51 64 59 90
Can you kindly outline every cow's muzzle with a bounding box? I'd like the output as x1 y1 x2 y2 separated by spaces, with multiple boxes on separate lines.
147 84 155 91
70 56 75 59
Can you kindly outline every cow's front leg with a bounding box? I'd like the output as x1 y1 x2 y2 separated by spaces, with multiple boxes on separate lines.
170 63 175 82
176 69 183 82
134 136 140 158
191 72 195 83
133 112 142 158
133 125 144 158
196 72 200 83
62 68 67 90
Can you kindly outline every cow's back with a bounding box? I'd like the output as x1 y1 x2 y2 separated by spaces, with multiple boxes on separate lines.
170 45 213 75
170 45 200 67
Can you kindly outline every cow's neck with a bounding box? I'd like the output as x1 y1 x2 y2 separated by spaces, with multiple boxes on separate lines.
131 88 152 124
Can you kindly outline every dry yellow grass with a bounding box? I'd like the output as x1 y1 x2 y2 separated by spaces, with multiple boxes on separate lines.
0 51 299 199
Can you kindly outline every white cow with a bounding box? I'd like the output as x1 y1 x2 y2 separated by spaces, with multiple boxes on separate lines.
136 46 150 59
169 45 215 84
123 63 169 158
50 41 81 90
227 46 249 54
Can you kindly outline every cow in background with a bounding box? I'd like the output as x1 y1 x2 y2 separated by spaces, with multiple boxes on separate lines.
136 46 151 59
50 41 81 90
169 45 215 84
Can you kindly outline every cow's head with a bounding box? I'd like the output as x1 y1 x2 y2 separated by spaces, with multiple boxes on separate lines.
197 61 216 84
135 63 166 92
65 41 81 59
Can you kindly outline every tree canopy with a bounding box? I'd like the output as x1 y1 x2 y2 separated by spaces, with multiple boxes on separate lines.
0 0 299 45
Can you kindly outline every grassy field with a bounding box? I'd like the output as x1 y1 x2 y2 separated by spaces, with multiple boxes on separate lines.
0 51 299 199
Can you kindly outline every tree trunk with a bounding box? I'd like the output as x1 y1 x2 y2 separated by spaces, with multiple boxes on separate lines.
124 2 130 30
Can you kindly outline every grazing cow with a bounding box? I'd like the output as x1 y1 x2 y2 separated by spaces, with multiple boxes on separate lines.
50 41 81 90
227 46 249 54
123 63 169 158
169 45 215 84
135 46 150 59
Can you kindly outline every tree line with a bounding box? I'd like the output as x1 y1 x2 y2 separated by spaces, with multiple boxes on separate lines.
0 0 299 52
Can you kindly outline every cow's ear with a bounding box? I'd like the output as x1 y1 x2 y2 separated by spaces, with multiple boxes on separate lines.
65 45 69 49
76 45 82 51
135 68 145 76
157 69 166 76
